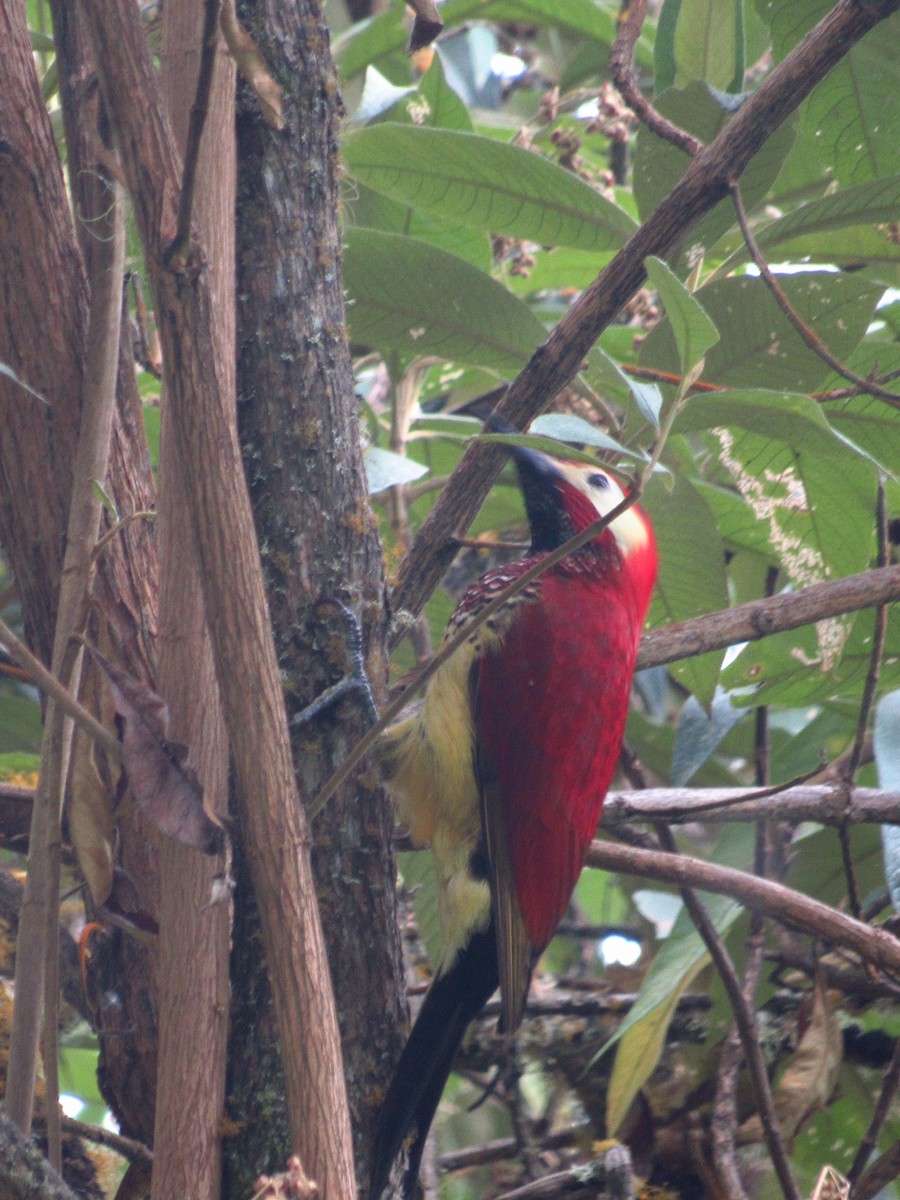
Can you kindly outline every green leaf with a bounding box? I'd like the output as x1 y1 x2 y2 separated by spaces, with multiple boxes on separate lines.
643 472 728 705
605 886 744 1133
755 175 900 249
802 12 900 186
672 690 746 785
585 348 663 427
676 392 878 586
528 414 644 461
346 181 492 270
657 0 745 93
724 605 900 707
641 273 881 393
645 257 719 378
343 125 638 251
364 447 429 493
633 82 795 264
343 228 546 373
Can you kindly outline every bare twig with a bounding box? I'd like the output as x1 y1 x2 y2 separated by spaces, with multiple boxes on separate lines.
0 619 121 763
654 824 800 1200
169 0 220 262
438 1123 591 1175
730 181 900 409
854 1140 900 1200
601 784 900 826
847 1039 900 1184
585 839 900 976
609 0 703 157
6 148 124 1141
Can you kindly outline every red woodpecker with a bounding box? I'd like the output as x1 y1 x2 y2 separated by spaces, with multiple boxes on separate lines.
371 443 657 1200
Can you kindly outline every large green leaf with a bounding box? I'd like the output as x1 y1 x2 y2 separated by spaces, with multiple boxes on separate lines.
343 125 638 251
656 0 745 93
344 228 545 373
633 82 795 264
347 181 492 270
758 0 900 187
643 472 728 706
641 272 882 393
675 390 878 585
604 868 746 1134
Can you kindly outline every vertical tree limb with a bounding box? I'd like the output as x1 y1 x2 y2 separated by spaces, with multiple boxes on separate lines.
151 2 235 1197
78 1 355 1192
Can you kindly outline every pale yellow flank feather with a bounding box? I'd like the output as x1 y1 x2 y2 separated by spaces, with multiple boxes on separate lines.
382 620 505 970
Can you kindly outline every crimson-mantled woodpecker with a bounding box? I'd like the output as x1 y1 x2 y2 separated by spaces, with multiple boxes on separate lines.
370 442 658 1200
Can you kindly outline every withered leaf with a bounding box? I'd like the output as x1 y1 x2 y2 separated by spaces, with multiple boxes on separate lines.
738 982 843 1146
87 646 226 856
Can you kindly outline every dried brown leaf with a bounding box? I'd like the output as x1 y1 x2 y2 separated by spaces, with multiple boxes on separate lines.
67 726 114 907
738 982 843 1145
87 646 226 856
220 0 285 130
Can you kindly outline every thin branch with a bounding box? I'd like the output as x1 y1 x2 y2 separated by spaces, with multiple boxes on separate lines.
169 0 220 262
839 481 888 917
854 1140 900 1200
438 1123 591 1175
585 839 900 976
636 563 900 670
653 825 800 1200
609 0 703 157
602 784 900 827
0 619 121 762
847 1038 900 1184
7 150 124 1140
730 180 900 409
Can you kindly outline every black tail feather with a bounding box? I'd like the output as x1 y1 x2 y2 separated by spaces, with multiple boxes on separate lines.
369 927 500 1200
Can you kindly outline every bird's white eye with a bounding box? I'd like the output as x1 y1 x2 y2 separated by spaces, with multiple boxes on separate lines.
588 472 611 490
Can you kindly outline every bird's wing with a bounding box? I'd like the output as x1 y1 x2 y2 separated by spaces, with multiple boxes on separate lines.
475 728 532 1035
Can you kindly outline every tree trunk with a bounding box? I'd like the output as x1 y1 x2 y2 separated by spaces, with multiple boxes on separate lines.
151 4 235 1197
232 0 406 1187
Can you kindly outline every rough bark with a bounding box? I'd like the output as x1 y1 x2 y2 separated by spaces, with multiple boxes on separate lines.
152 4 234 1197
79 1 356 1193
232 0 405 1187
